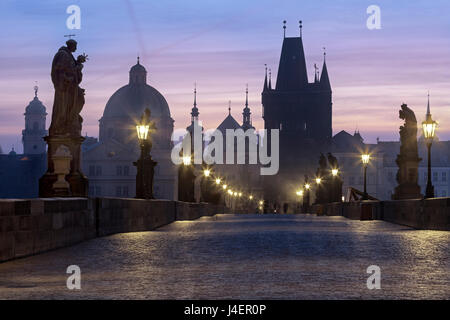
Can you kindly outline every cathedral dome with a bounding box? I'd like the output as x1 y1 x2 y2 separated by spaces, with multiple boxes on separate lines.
102 60 171 119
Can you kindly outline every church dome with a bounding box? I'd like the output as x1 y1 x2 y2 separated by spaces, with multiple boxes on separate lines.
25 96 46 115
102 59 171 119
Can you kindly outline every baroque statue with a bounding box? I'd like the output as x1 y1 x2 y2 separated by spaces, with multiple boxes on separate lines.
39 39 89 197
392 103 422 200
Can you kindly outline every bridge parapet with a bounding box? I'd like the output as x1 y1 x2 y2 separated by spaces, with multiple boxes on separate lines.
0 198 227 262
311 198 450 231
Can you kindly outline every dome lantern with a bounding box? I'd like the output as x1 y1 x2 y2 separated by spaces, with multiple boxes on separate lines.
129 56 147 85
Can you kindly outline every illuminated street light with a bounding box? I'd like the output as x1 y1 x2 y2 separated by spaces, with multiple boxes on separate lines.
215 178 221 185
296 190 304 197
315 178 321 184
422 98 437 198
249 195 253 200
136 125 150 142
203 168 211 177
305 183 310 190
223 184 227 190
134 109 156 199
238 192 242 197
182 156 191 166
361 153 371 200
331 169 338 177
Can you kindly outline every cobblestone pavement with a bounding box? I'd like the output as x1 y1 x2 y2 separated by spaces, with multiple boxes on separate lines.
0 214 449 299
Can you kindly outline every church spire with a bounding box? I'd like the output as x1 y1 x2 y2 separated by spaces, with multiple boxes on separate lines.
191 83 199 122
242 85 254 130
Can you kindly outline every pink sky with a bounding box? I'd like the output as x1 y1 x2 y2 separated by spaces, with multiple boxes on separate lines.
1 0 449 153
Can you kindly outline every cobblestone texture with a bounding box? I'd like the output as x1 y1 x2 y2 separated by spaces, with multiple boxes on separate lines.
0 214 448 299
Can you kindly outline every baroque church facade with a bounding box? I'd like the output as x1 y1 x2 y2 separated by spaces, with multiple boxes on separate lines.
82 59 177 199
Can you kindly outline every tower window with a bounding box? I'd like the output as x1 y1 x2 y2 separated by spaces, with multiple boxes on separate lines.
116 165 122 176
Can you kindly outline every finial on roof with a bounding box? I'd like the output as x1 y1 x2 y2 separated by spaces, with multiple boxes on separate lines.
323 47 326 61
426 91 431 116
194 82 197 107
228 100 231 115
33 82 38 97
283 20 287 38
245 84 249 107
137 56 140 64
299 20 302 37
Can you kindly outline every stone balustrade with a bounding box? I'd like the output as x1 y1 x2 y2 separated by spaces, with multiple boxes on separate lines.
0 197 228 262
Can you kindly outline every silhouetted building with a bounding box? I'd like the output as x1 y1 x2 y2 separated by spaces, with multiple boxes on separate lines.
0 87 47 198
262 29 332 204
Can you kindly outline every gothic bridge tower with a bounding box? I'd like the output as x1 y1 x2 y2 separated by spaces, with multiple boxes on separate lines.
261 21 332 206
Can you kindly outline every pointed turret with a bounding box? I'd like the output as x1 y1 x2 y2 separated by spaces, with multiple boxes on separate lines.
263 65 269 92
320 52 331 91
275 21 308 90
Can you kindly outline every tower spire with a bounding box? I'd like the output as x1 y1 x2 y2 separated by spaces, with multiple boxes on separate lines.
263 64 268 92
245 84 249 107
242 85 253 130
283 20 286 38
190 83 199 122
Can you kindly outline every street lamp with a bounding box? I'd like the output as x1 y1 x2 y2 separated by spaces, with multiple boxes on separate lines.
215 178 221 185
331 169 338 177
182 155 191 166
203 168 211 177
134 108 156 199
422 106 437 198
223 184 227 190
361 154 370 200
305 183 310 190
315 178 321 184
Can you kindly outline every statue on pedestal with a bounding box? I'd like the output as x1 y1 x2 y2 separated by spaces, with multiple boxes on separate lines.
392 104 422 199
39 39 89 197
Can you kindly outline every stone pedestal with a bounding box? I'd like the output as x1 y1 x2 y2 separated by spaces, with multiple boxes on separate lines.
392 156 422 200
39 135 88 197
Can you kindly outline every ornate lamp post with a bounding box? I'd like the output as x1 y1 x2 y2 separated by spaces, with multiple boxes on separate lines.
134 108 157 199
361 154 370 200
422 105 437 198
